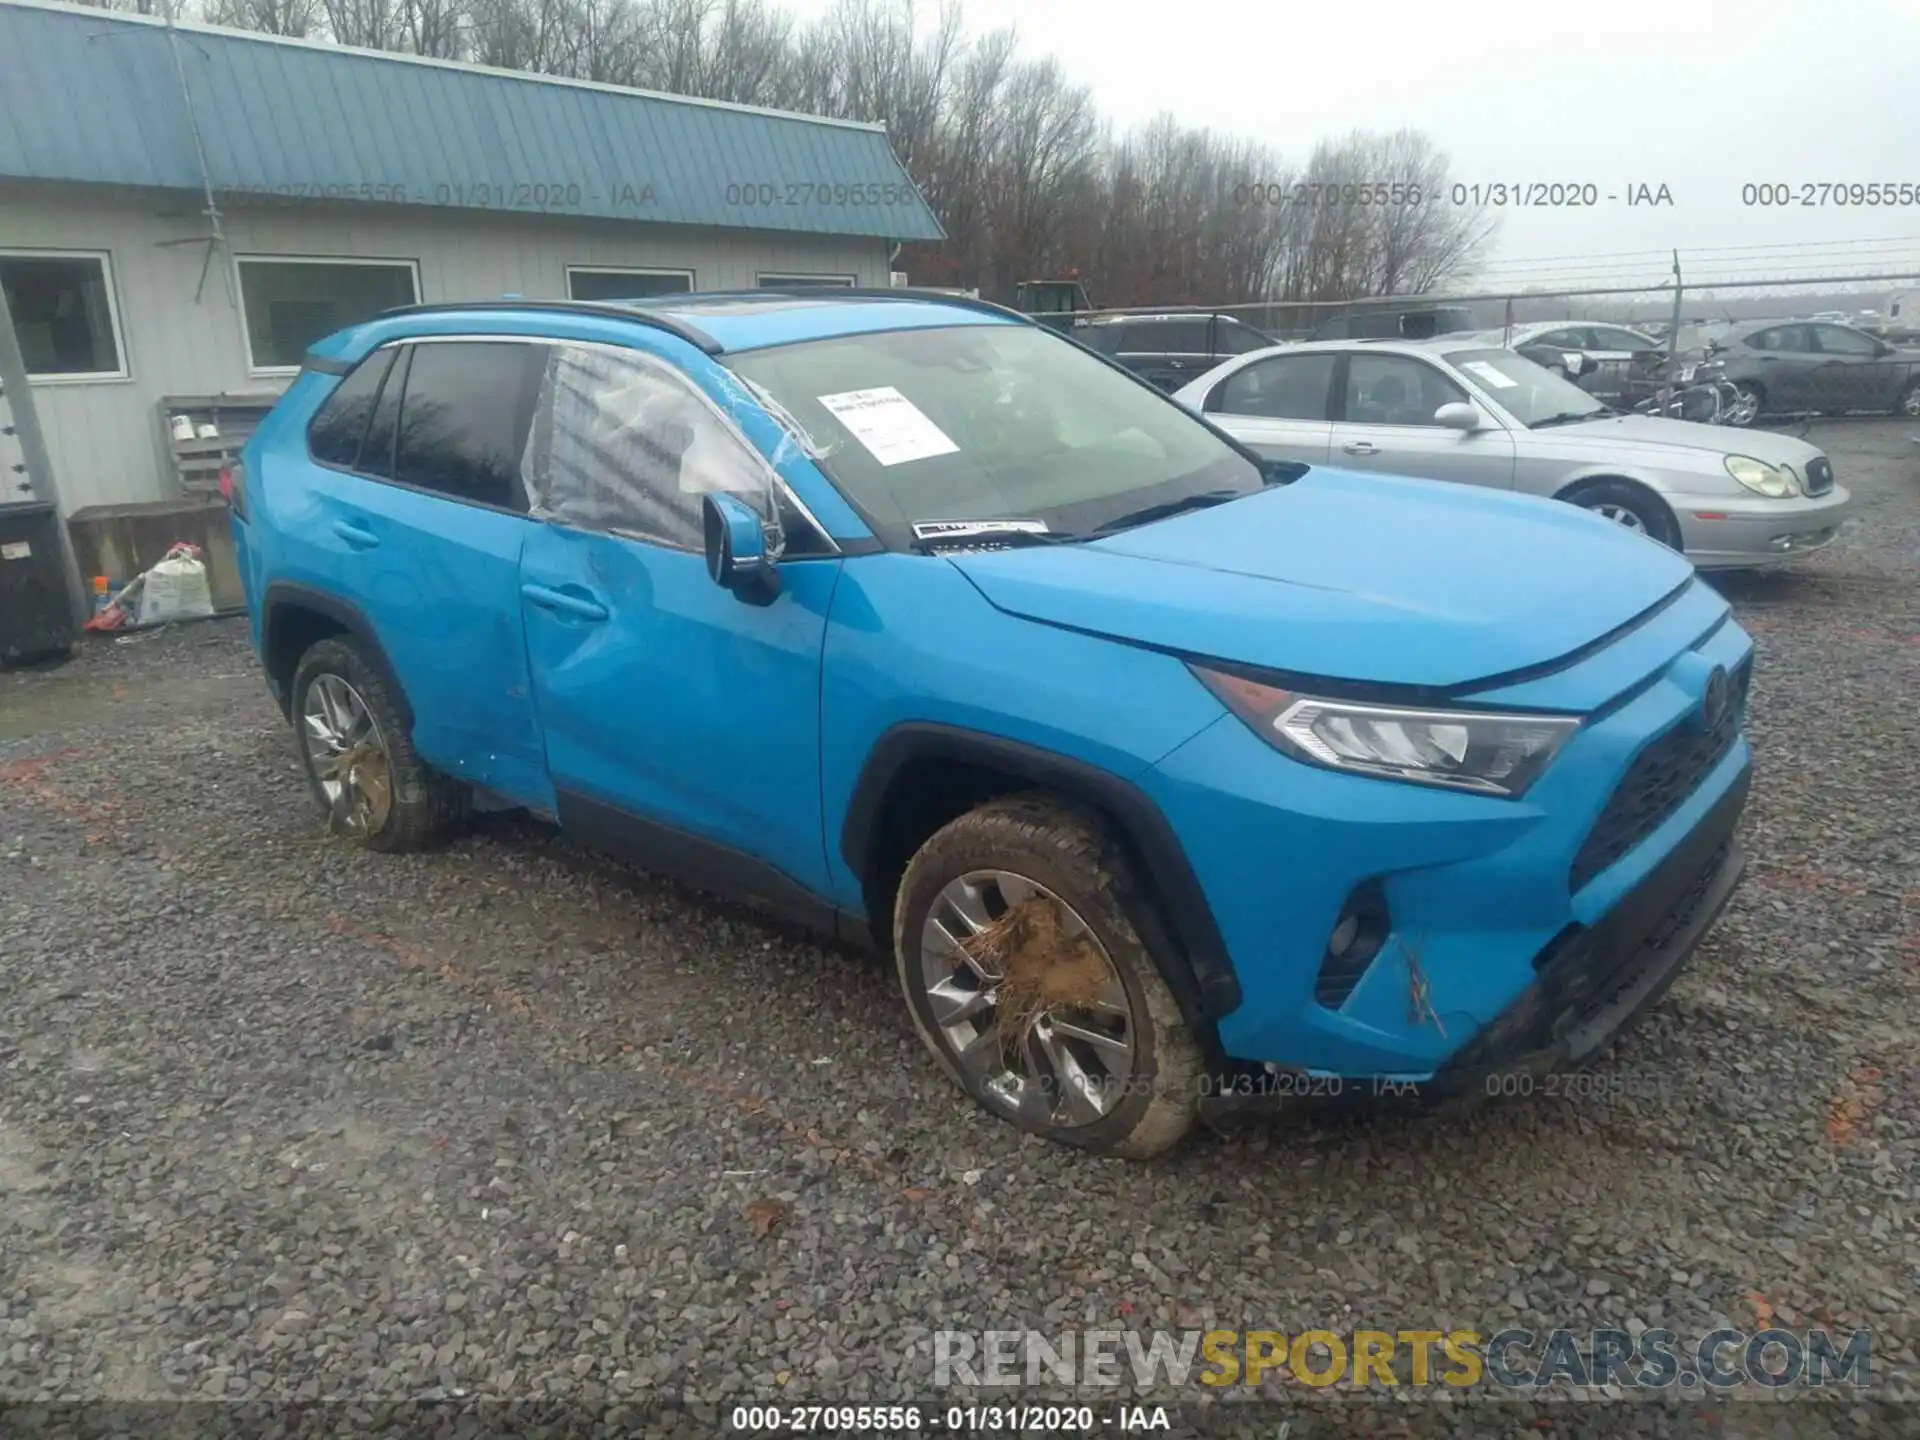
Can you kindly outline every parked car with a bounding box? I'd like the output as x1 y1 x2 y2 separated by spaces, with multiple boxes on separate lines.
1309 304 1475 341
1075 312 1275 391
1471 321 1665 407
234 289 1755 1158
1174 338 1850 567
1706 319 1920 423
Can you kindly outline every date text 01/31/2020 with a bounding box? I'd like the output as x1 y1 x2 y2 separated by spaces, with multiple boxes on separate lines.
220 181 660 209
1231 181 1674 207
729 1404 1172 1433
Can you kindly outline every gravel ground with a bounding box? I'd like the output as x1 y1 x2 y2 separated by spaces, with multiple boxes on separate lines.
2 422 1916 1437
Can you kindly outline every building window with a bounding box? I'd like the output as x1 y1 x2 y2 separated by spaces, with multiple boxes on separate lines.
0 250 128 380
566 267 694 302
237 257 420 371
756 273 857 289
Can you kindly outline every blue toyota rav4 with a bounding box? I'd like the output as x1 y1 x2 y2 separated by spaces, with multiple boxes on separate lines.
231 290 1752 1158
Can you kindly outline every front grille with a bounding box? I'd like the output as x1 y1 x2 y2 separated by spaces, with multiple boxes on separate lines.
1560 841 1728 1034
1569 661 1748 893
1804 457 1834 496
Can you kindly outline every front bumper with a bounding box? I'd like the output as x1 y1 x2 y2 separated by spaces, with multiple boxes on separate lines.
1141 586 1754 1080
1427 766 1747 1094
1674 483 1851 568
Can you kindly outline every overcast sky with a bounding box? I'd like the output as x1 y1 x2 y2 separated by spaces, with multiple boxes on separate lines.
784 0 1920 292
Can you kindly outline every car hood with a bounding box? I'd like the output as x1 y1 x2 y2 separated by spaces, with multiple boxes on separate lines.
947 468 1694 690
1524 412 1824 467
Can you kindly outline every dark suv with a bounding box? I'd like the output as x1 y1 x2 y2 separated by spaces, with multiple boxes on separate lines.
1077 313 1275 391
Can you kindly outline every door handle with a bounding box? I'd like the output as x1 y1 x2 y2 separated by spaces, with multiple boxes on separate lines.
1342 441 1379 456
331 519 379 549
521 582 609 623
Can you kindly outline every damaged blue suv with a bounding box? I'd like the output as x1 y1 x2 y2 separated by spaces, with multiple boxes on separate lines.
231 290 1751 1158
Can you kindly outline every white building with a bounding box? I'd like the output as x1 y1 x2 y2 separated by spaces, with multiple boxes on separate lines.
0 0 941 515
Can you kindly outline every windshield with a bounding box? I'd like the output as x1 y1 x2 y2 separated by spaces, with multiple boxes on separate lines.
1441 347 1612 427
724 323 1262 547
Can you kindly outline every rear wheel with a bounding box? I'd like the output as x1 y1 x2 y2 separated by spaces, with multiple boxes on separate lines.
893 795 1203 1158
1897 379 1920 418
290 637 467 852
1564 479 1680 550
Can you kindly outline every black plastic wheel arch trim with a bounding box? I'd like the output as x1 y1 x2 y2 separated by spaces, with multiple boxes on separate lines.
261 582 415 730
841 722 1244 1028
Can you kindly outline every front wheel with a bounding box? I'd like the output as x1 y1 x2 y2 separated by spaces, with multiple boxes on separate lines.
1565 479 1680 549
1896 379 1920 419
893 796 1204 1158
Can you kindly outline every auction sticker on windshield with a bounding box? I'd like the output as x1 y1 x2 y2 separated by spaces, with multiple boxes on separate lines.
1461 361 1518 388
818 386 960 466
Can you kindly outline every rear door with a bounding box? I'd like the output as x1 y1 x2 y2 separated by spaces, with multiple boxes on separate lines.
1327 351 1517 487
1201 351 1336 463
298 337 554 811
1742 324 1817 410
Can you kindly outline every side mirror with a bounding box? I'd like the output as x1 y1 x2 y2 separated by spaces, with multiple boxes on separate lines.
702 492 780 603
1433 401 1485 432
1561 352 1587 377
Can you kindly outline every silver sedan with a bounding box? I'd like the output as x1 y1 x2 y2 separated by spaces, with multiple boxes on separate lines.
1172 338 1851 568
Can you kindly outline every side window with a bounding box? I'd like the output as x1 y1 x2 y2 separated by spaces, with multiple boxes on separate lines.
1534 329 1583 350
1812 325 1879 356
307 347 395 468
1590 327 1652 351
1213 353 1336 420
392 341 545 509
360 346 408 479
1216 321 1270 355
1344 354 1467 425
522 344 774 550
1153 321 1210 354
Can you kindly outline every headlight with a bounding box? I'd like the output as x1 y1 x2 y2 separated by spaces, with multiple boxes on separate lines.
1725 455 1796 498
1191 666 1581 797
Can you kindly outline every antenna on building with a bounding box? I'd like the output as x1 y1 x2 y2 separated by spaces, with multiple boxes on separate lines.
147 0 234 306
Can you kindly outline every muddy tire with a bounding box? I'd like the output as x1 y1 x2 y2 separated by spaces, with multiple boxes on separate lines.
290 636 467 853
893 794 1203 1158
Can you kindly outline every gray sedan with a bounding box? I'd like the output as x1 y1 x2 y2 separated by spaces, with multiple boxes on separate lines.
1707 319 1920 424
1173 338 1851 568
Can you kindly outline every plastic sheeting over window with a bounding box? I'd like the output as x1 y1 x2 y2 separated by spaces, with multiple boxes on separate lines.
522 344 774 551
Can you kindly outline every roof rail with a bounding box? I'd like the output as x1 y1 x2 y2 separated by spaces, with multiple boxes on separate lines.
672 286 1036 327
375 299 724 354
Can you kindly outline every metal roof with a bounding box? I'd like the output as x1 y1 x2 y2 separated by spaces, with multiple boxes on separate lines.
0 0 944 241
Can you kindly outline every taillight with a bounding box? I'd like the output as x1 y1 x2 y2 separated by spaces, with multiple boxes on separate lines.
222 459 248 520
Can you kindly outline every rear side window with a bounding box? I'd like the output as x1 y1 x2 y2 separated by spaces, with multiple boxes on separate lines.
1212 353 1336 419
392 341 546 510
360 346 408 479
307 348 395 468
1131 320 1208 353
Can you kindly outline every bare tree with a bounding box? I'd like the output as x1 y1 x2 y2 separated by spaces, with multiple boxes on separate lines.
196 0 1495 308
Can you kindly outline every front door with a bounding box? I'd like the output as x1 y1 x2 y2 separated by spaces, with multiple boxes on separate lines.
515 340 838 905
1807 324 1897 412
1327 352 1517 488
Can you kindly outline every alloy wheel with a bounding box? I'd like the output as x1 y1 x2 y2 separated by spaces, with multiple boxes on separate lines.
1589 502 1649 533
917 869 1137 1129
1723 388 1760 426
1901 385 1920 418
301 672 393 838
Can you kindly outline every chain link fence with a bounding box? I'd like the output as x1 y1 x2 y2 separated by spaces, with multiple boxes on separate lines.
1058 271 1920 424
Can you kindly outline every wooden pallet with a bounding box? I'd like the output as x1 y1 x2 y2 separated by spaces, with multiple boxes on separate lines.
158 393 281 498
